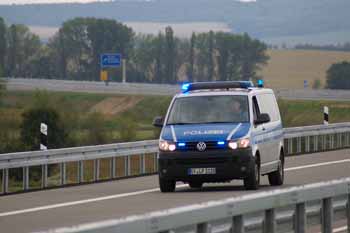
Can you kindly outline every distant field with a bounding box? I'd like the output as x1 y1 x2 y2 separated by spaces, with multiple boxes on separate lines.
260 49 350 89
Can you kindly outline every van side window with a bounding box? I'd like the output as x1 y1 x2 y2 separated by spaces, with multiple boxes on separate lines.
252 96 260 121
257 93 280 122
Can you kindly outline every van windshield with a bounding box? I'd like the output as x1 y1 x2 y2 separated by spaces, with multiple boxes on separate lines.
167 95 249 125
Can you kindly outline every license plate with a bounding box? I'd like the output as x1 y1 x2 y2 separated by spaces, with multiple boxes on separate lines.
188 168 216 175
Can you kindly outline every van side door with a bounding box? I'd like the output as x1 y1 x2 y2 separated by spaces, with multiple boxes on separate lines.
252 95 269 167
256 93 282 172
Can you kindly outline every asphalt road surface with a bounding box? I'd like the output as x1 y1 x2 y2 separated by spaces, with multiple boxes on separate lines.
6 78 350 101
0 149 349 233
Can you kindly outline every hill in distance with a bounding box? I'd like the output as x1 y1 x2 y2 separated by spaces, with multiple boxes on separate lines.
0 0 349 45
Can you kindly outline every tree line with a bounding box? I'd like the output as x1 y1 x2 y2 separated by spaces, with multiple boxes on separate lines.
0 17 269 83
295 43 350 52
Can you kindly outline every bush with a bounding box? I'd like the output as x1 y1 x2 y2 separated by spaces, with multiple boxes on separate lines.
326 61 350 89
312 79 322 89
119 118 137 142
0 78 6 105
83 112 111 145
20 107 67 150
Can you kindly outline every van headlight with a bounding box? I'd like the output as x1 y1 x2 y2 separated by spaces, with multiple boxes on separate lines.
228 138 250 150
159 140 176 152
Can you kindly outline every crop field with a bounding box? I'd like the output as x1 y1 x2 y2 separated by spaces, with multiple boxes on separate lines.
260 49 350 89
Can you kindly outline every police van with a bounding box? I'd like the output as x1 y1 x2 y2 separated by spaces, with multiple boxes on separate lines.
153 81 284 192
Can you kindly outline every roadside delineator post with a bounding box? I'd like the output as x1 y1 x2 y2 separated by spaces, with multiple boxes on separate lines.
40 123 48 150
324 106 329 125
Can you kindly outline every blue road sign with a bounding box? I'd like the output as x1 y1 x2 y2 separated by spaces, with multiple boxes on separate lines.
100 53 121 68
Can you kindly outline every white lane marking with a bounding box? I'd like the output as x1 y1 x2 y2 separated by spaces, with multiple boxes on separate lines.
334 226 347 233
0 159 350 218
285 159 350 171
318 226 348 233
170 125 177 142
0 184 187 218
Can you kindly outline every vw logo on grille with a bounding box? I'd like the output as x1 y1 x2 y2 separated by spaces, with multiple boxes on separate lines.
196 142 207 152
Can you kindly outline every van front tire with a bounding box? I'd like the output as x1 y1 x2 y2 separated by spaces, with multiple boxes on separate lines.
159 177 176 192
244 158 260 190
268 157 284 186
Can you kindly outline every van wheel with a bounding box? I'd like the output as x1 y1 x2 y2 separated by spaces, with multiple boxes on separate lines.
189 181 203 189
244 158 260 190
159 177 176 192
268 154 284 186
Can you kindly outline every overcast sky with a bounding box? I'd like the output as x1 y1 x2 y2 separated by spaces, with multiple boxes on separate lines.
0 0 256 5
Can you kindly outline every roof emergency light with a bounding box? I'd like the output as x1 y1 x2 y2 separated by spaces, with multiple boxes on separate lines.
181 81 254 93
257 79 264 88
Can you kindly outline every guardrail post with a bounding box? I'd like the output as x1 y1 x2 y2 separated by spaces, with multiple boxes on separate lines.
288 138 293 155
60 163 66 185
232 215 244 233
314 135 318 152
42 164 48 188
23 166 29 190
111 157 116 179
297 137 302 154
264 209 276 233
78 161 84 183
321 198 333 233
322 135 326 151
331 134 335 149
3 168 8 194
197 222 211 233
347 194 350 233
154 153 158 172
337 133 342 148
94 159 100 181
125 156 130 176
294 203 306 233
141 154 146 174
305 136 310 153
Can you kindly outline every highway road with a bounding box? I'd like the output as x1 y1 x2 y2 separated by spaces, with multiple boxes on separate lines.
0 150 349 232
6 78 350 101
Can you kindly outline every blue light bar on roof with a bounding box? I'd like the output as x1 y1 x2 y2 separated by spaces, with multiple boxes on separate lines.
181 81 254 93
181 83 191 92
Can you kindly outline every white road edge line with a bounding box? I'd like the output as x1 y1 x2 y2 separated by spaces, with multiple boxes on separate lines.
285 159 350 171
334 226 348 233
0 159 350 218
318 226 348 233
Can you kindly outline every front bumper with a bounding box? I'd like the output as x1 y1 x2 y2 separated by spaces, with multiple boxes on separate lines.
158 148 254 182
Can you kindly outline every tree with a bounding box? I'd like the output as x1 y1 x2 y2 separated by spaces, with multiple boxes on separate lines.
326 61 350 89
6 24 41 77
0 17 6 77
187 32 196 82
164 26 176 83
49 17 134 81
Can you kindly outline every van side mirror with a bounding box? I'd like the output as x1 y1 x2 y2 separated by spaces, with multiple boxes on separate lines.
254 113 270 125
153 116 164 127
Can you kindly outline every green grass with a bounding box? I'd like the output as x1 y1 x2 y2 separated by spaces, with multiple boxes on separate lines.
1 90 350 154
278 99 350 127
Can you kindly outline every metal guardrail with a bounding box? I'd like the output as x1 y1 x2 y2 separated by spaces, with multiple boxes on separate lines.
1 123 350 195
6 78 350 101
45 177 350 233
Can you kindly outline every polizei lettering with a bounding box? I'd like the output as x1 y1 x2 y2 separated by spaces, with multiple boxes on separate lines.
183 130 225 135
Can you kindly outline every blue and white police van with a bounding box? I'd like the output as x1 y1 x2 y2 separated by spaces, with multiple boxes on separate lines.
153 81 284 192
